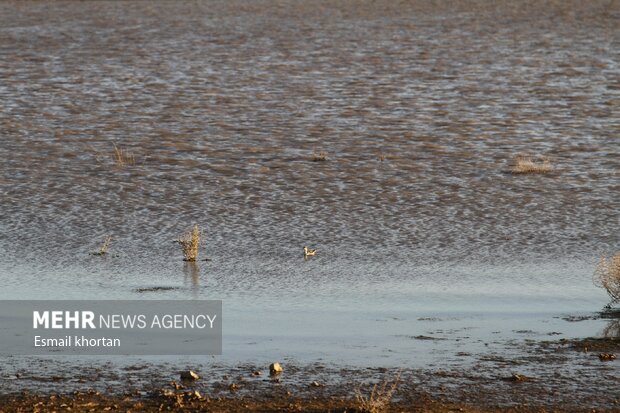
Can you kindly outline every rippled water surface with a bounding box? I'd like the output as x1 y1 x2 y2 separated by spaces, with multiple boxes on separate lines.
0 0 619 367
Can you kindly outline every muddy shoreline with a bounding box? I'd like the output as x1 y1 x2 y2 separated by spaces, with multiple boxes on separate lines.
2 335 619 412
0 392 519 413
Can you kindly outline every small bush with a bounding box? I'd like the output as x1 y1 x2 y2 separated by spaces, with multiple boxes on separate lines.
355 371 401 413
178 225 201 262
511 155 553 174
594 251 620 305
311 151 328 162
112 144 135 166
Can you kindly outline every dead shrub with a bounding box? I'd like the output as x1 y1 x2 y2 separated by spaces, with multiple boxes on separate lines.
112 144 135 166
311 151 328 162
511 155 553 174
177 225 201 262
355 370 401 413
594 251 620 305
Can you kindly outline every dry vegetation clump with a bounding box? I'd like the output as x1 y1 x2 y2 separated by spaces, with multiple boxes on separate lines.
511 155 553 174
602 319 620 338
311 151 328 162
177 225 201 262
377 153 399 162
112 144 135 166
91 235 112 256
594 251 620 305
355 371 401 413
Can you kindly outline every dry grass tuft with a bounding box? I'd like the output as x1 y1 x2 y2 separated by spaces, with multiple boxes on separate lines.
355 371 401 413
178 225 201 262
311 151 328 162
594 251 620 305
113 144 135 166
91 235 112 256
511 155 553 174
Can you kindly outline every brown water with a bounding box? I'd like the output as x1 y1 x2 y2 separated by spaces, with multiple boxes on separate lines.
0 0 619 369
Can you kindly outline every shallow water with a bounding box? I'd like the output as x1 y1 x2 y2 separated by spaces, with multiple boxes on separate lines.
0 0 619 371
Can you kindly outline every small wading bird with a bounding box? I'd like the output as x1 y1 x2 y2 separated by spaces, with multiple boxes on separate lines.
303 246 317 257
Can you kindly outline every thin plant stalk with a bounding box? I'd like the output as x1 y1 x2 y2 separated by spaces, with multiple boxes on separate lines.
92 235 112 256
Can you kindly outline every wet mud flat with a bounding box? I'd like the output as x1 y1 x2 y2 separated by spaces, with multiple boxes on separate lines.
1 0 618 266
1 333 619 412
